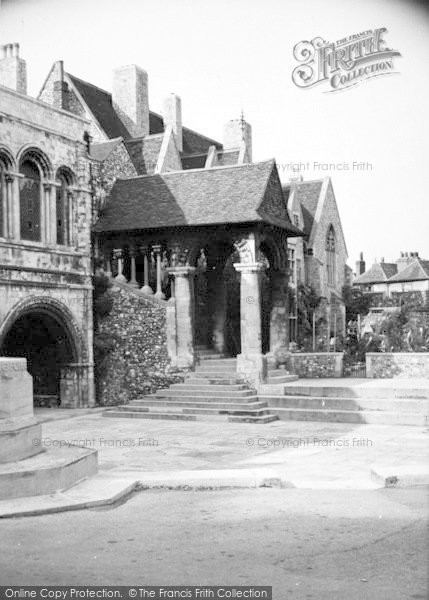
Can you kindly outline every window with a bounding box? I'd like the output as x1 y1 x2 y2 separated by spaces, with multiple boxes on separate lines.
20 160 41 241
293 213 300 228
288 247 295 283
56 174 71 245
326 226 336 286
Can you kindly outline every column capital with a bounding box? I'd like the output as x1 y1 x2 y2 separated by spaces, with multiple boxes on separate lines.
233 261 265 274
167 266 196 278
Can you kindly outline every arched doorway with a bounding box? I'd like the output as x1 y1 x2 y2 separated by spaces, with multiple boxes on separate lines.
0 305 79 407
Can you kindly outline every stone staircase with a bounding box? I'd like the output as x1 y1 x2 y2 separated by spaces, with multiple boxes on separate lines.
259 381 429 426
104 350 279 423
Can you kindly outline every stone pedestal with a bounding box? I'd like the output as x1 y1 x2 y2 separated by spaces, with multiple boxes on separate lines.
167 266 196 368
234 262 267 385
0 357 42 463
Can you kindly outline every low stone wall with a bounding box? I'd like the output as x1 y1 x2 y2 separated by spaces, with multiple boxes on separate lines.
96 284 184 406
366 353 429 379
289 353 343 378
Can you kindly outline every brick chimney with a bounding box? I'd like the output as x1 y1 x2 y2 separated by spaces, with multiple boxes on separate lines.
112 65 149 138
52 61 69 110
355 252 366 275
0 43 27 94
223 115 252 162
162 93 182 152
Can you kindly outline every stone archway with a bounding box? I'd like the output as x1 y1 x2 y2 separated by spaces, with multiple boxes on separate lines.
0 297 90 407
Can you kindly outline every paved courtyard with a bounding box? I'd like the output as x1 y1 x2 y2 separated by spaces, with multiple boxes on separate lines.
34 408 429 488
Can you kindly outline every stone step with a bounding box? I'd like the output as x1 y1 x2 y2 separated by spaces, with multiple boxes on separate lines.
193 370 239 378
171 382 248 391
196 353 231 360
187 374 243 384
103 410 276 423
149 388 256 398
127 400 269 411
228 414 279 424
142 394 260 404
262 395 429 413
269 408 428 426
0 445 98 501
282 385 429 400
266 374 299 384
104 411 196 421
195 365 237 374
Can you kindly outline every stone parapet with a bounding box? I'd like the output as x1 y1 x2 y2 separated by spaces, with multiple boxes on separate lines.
289 352 343 378
366 353 429 379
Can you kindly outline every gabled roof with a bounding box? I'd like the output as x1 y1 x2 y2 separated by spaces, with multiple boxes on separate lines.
94 159 301 233
124 135 164 175
68 74 131 139
354 262 398 285
90 137 123 162
388 259 429 283
283 180 323 236
66 74 223 153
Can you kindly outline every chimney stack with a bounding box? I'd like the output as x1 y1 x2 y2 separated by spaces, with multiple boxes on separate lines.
355 252 366 276
112 65 149 138
0 43 27 94
396 251 416 272
52 60 69 110
162 93 183 152
223 115 252 162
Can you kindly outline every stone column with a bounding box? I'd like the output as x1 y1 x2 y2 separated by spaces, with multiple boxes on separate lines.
9 173 21 241
128 245 139 288
269 270 289 355
233 262 267 385
113 248 127 282
153 244 165 299
4 174 13 238
167 266 196 368
139 244 153 294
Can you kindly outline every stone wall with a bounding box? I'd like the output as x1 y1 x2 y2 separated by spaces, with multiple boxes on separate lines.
96 283 184 405
366 352 429 379
289 352 343 378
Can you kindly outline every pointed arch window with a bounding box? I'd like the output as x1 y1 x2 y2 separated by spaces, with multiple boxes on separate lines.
20 159 41 241
326 226 336 286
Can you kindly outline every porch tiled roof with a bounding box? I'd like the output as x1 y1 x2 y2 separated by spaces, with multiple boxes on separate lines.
94 160 300 233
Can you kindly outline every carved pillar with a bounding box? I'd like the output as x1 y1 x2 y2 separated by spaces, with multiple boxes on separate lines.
139 244 153 294
269 270 289 355
153 244 165 299
128 245 139 288
167 266 196 368
233 261 267 385
113 248 127 282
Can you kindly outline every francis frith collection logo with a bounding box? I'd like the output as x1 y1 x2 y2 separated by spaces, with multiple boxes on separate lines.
292 28 401 92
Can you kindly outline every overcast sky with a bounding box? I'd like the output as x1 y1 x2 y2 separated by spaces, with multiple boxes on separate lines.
1 0 428 269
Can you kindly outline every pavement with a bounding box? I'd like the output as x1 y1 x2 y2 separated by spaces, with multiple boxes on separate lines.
0 405 428 518
1 486 428 598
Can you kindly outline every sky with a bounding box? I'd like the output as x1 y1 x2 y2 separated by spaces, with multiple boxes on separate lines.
1 0 428 269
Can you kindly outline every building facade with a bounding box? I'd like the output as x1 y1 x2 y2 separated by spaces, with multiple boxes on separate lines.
284 176 348 347
0 44 94 407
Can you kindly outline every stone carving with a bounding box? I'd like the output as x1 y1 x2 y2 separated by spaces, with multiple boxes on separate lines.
233 239 255 264
0 359 26 379
170 244 190 267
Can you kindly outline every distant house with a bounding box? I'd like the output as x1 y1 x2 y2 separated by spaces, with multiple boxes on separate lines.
353 252 429 296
